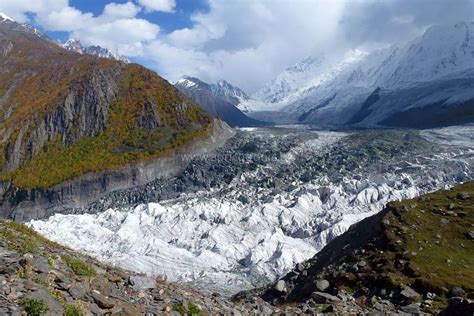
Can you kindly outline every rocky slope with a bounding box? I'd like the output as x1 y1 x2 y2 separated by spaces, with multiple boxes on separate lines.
251 22 474 128
0 220 286 315
63 38 130 63
0 18 233 219
253 182 474 314
174 77 266 127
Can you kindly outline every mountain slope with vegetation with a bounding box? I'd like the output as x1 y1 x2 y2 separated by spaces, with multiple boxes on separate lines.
0 19 216 189
245 181 474 314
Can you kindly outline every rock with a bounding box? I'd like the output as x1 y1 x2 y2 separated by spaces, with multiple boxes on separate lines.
311 292 341 304
315 279 330 292
440 218 450 225
448 203 456 210
296 263 305 272
457 192 470 200
440 297 474 316
450 287 466 298
129 275 156 291
466 231 474 240
68 283 88 300
274 280 286 293
49 270 66 283
400 286 421 302
258 304 273 315
399 303 421 314
92 291 115 309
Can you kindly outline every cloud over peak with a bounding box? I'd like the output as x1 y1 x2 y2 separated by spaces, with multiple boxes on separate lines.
1 0 473 93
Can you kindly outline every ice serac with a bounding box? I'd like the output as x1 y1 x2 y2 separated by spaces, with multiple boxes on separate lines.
254 22 474 128
0 19 234 220
174 77 267 127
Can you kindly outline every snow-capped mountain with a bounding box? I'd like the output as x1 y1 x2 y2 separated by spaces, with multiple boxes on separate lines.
254 22 474 128
0 12 14 22
63 38 130 63
210 79 250 106
0 12 50 41
174 77 266 127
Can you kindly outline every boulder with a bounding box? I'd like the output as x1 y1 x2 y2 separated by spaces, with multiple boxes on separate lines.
311 292 341 304
457 192 470 200
129 275 156 291
274 280 286 293
315 279 330 292
400 286 421 302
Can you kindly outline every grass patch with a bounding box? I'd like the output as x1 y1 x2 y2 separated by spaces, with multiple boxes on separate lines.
0 221 64 253
172 302 203 316
20 297 48 316
64 256 96 277
64 304 83 316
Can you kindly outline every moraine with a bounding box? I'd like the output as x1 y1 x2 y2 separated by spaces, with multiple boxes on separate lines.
29 125 474 295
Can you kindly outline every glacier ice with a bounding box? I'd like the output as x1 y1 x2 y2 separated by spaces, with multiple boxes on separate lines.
29 125 474 295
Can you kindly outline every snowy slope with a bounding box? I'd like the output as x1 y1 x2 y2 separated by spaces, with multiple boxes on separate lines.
253 22 474 126
210 80 250 106
0 12 14 22
63 38 130 63
30 126 474 295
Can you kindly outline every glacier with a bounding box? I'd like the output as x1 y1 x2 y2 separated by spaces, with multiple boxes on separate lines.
29 125 474 295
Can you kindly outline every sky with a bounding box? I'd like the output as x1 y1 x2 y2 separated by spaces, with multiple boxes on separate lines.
1 0 473 94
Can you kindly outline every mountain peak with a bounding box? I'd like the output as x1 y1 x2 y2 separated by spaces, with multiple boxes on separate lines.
63 38 84 53
62 38 130 63
0 12 14 22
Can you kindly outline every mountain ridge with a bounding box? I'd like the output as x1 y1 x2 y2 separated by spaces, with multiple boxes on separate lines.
0 17 234 220
63 38 130 63
250 21 474 128
174 77 267 127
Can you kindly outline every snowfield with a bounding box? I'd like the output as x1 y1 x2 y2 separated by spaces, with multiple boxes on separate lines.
30 125 474 295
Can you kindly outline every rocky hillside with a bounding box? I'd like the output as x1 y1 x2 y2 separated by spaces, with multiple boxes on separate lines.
252 181 474 314
0 220 286 315
0 18 235 219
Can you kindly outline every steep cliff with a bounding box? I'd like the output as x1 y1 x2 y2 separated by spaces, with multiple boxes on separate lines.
0 19 233 219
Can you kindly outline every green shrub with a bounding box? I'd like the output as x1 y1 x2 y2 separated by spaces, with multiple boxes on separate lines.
19 238 38 254
64 256 96 276
20 297 48 316
172 302 187 314
64 304 83 316
188 303 203 315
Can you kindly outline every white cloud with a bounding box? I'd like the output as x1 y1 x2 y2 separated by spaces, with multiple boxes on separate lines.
145 0 346 92
102 2 141 20
1 0 473 92
137 0 176 13
1 1 159 58
0 0 68 22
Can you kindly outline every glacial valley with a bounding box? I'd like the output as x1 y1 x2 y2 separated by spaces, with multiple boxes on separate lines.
30 125 474 295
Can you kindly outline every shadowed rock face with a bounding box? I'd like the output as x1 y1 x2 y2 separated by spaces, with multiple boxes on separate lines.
175 77 267 127
0 19 234 219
